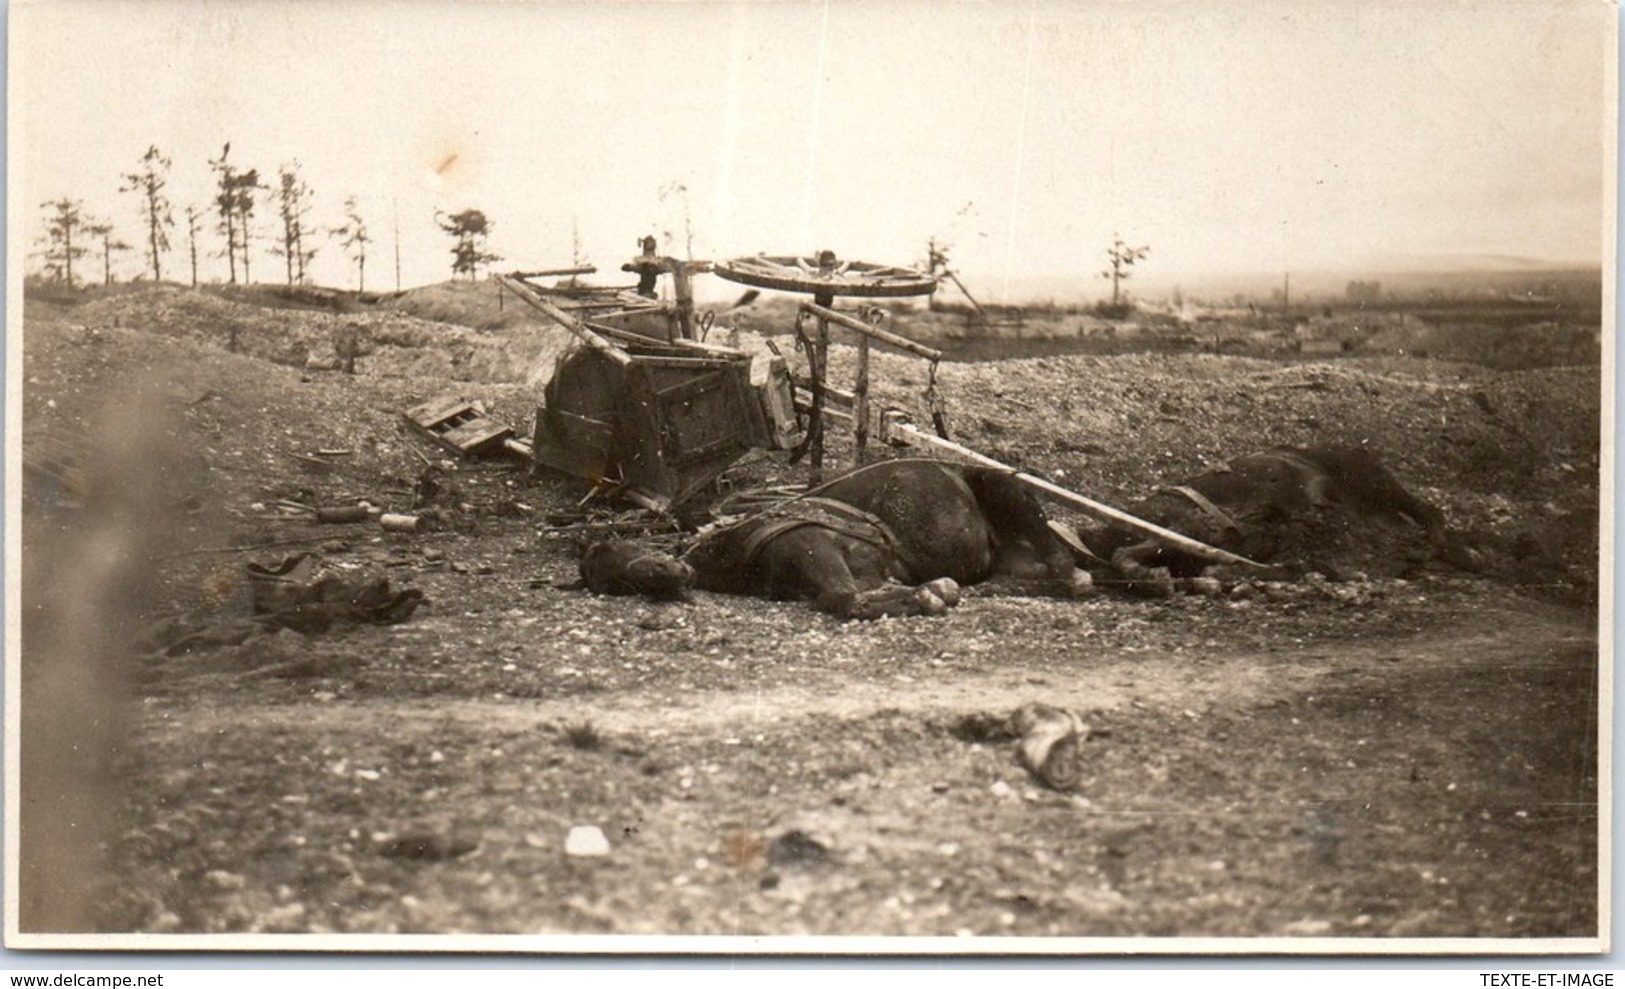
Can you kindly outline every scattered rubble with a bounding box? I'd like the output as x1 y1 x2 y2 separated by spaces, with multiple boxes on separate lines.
1010 702 1091 791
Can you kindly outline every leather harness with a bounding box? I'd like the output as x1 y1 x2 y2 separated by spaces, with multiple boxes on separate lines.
1158 484 1244 540
737 496 903 568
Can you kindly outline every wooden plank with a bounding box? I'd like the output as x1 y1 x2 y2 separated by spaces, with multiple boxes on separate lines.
441 420 513 453
405 395 476 430
593 323 686 352
793 394 854 423
664 337 752 359
615 291 664 309
753 356 802 450
792 379 855 407
625 355 738 371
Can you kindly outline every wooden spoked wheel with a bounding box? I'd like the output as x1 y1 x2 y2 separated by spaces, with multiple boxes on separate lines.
712 253 937 299
712 251 936 481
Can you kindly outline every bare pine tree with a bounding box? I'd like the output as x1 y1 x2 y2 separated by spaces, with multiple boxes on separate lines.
183 205 203 287
82 220 133 286
331 195 372 292
273 161 318 286
120 145 174 283
209 143 264 285
238 180 264 285
1101 234 1150 308
209 144 240 283
39 198 90 288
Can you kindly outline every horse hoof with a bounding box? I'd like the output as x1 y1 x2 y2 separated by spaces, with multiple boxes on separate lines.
1131 577 1176 599
1181 576 1222 596
921 577 961 607
1065 571 1095 598
913 587 949 617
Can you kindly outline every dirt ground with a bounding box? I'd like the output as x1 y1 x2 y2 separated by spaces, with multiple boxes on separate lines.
14 282 1602 946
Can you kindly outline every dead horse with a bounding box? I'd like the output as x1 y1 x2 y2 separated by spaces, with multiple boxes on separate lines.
1086 445 1469 590
681 458 1092 619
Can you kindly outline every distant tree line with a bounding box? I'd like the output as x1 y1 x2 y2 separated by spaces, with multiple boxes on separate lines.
33 142 502 290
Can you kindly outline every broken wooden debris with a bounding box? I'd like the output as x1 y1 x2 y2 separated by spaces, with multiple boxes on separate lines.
1010 702 1089 791
404 396 516 458
316 506 373 524
495 275 634 367
792 378 855 424
289 452 340 471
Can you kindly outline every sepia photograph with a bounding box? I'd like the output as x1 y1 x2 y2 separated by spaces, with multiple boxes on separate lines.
5 0 1613 954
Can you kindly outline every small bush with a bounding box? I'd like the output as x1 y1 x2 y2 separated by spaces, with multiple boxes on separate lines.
1092 302 1136 321
562 720 603 751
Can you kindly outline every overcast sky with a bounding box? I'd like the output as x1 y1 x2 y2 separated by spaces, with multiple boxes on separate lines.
10 0 1615 301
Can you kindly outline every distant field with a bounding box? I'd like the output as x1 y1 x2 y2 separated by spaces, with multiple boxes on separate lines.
23 271 1602 373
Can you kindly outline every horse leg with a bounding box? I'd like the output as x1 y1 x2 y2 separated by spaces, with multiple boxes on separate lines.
848 581 960 620
845 569 962 619
768 530 953 620
970 544 1096 599
1110 542 1177 598
760 530 862 616
963 468 1090 595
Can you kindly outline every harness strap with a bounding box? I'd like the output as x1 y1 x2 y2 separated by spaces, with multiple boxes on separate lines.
1160 485 1244 539
713 458 972 571
739 517 815 567
738 497 902 568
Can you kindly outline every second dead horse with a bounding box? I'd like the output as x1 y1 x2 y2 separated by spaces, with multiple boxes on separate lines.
1086 445 1479 592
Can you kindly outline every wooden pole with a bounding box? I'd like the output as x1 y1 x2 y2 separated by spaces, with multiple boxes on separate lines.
511 266 599 280
877 411 1264 568
854 335 871 463
944 269 984 315
393 202 401 293
799 301 943 361
810 289 833 483
804 249 841 483
496 274 632 367
671 262 696 342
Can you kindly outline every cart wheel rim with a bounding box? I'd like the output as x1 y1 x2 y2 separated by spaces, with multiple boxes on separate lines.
712 255 938 298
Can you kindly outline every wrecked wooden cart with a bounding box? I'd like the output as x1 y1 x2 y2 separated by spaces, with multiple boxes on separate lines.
495 268 799 511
